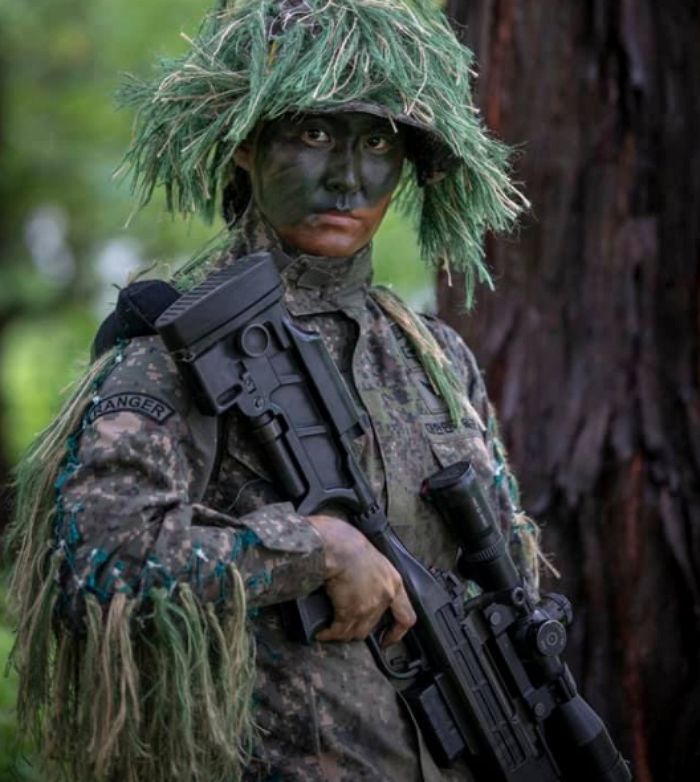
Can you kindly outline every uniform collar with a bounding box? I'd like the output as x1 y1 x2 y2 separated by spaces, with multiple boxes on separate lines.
278 248 373 298
224 202 374 307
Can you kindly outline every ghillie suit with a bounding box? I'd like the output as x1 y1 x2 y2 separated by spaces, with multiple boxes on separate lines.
6 1 540 781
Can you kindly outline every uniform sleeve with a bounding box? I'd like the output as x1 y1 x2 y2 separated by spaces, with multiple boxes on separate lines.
56 336 326 611
423 317 542 595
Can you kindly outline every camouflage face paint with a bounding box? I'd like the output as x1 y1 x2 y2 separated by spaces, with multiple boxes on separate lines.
245 112 406 257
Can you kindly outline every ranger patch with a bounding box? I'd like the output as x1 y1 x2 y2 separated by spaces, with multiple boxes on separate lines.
87 393 175 424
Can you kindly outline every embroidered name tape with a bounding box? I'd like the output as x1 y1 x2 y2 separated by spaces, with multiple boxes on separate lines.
88 393 175 424
425 417 481 436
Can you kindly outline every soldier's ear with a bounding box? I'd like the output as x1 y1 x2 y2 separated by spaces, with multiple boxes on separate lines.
233 140 253 172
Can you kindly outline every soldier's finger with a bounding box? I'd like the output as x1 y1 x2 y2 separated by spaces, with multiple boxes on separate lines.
382 586 416 646
351 615 383 641
316 619 355 642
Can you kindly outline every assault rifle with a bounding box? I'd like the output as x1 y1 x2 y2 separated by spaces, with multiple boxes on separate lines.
156 251 631 782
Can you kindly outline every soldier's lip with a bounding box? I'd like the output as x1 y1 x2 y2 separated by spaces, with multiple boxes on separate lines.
314 210 362 227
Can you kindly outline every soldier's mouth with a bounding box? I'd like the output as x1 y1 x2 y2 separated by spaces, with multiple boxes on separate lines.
313 210 363 227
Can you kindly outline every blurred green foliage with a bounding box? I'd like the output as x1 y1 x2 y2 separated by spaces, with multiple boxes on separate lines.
0 0 432 775
0 588 43 782
0 0 430 459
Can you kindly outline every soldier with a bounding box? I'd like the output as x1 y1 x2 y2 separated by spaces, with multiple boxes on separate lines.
8 1 540 780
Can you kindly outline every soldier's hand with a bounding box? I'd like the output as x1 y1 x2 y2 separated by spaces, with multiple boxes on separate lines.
307 514 416 644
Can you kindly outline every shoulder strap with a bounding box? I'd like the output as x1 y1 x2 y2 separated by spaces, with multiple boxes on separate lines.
92 280 181 360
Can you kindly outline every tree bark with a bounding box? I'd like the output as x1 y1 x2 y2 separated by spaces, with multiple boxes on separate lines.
441 2 700 781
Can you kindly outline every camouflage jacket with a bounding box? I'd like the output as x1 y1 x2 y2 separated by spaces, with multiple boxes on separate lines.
59 245 529 782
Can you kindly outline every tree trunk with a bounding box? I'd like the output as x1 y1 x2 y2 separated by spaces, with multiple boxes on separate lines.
441 2 700 781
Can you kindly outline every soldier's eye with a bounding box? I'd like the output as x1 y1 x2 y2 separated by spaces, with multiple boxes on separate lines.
301 128 331 147
365 134 393 154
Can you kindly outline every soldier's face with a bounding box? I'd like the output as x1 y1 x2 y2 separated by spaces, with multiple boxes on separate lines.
235 112 406 257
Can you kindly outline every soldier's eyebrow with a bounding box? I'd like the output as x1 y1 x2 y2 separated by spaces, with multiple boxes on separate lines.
365 116 403 135
290 113 333 127
367 125 399 137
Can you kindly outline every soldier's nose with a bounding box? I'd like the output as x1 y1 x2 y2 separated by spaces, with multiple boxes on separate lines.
325 145 361 197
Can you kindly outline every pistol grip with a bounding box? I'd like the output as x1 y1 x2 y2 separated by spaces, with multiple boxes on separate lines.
279 588 334 644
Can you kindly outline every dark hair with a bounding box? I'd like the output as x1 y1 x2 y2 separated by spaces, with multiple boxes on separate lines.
222 165 253 225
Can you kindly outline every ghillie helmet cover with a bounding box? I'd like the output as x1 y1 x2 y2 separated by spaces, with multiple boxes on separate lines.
121 0 527 303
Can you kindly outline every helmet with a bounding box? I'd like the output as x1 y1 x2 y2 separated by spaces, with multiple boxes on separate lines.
121 0 527 301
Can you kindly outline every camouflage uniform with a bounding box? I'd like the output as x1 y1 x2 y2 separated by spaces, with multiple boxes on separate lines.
58 233 526 781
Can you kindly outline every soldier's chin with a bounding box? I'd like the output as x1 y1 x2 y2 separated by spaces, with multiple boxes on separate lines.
278 223 370 258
